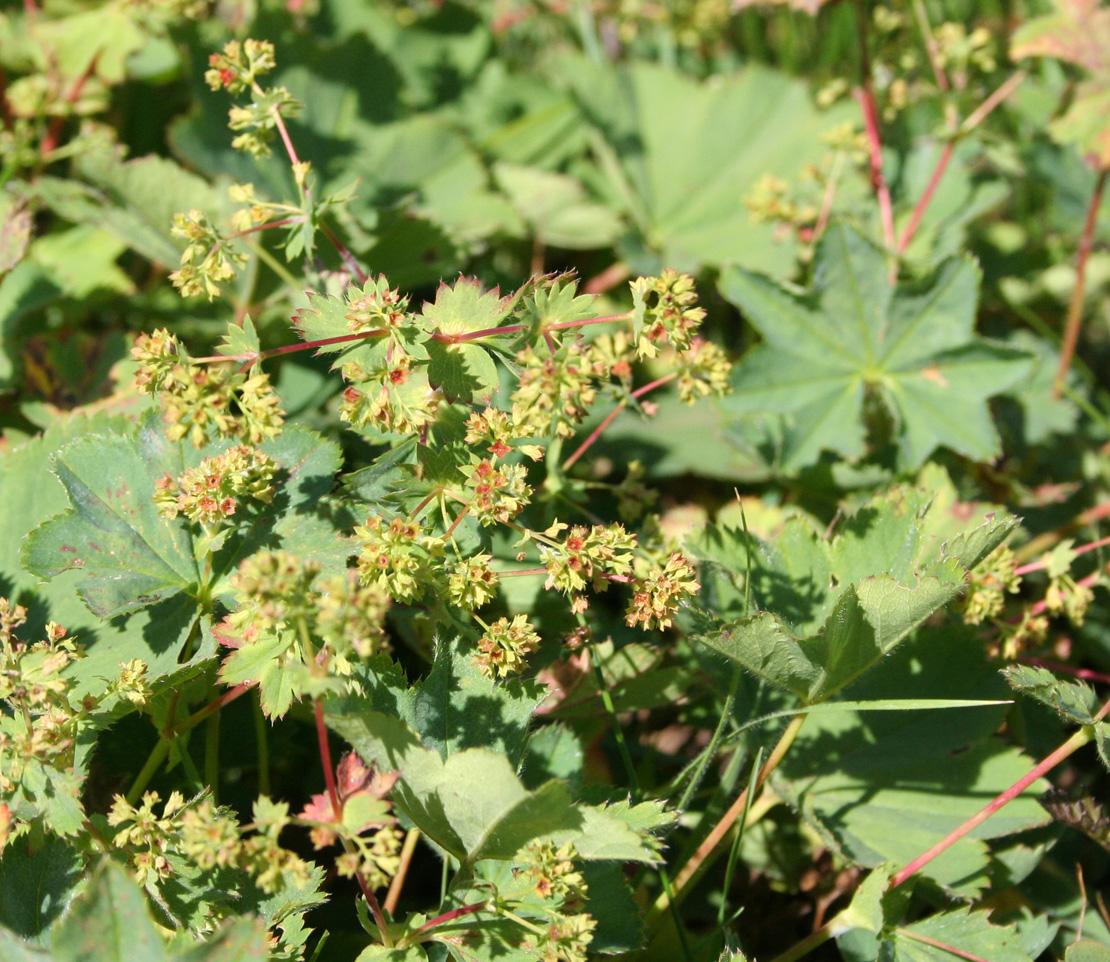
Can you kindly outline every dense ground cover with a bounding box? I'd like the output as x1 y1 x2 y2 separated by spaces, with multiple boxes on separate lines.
2 1 1110 960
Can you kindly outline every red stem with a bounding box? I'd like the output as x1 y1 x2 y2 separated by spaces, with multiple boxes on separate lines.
1019 657 1110 687
444 503 470 538
584 261 630 295
855 87 896 252
1014 534 1110 577
315 699 341 817
562 372 677 472
897 140 954 255
889 695 1110 889
431 312 633 346
314 697 392 939
40 51 101 160
895 71 1026 258
961 70 1026 134
270 106 301 168
1054 166 1109 397
231 217 301 240
898 930 991 962
170 682 253 735
322 222 369 284
413 901 487 936
563 404 626 471
631 372 677 400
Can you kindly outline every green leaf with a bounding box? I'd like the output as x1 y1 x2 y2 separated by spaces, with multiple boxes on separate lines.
520 724 584 791
890 907 1034 962
421 276 511 338
217 316 261 360
494 163 623 249
1003 664 1100 725
0 413 205 698
8 756 86 837
219 629 300 719
406 636 546 764
719 223 1034 470
692 486 1017 703
0 835 83 944
36 153 228 268
28 226 135 299
49 861 168 962
23 416 200 618
581 862 643 953
354 947 429 962
24 416 347 621
834 867 890 936
1012 0 1110 169
325 707 658 865
778 627 1051 894
34 7 145 83
426 341 500 405
568 61 853 275
1066 943 1110 962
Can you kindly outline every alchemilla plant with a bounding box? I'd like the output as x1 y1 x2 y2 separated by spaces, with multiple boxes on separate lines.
3 2 1110 962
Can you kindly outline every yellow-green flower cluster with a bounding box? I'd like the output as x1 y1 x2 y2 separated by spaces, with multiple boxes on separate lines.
962 545 1021 625
169 209 247 300
631 269 706 359
540 523 637 609
462 459 532 526
154 445 276 526
625 552 700 631
475 614 541 679
354 515 446 603
132 330 285 448
446 554 500 611
345 276 410 333
511 345 598 440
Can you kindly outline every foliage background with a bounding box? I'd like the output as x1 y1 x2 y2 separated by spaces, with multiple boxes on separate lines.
2 1 1110 961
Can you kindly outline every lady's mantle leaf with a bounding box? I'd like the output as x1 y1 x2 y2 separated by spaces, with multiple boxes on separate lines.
720 223 1033 470
23 414 345 620
422 277 509 403
325 707 659 865
693 487 1019 704
22 416 199 618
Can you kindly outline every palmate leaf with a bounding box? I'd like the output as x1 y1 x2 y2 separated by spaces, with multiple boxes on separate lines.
388 636 546 765
325 707 659 866
4 860 272 962
23 415 348 622
294 277 429 372
888 907 1035 962
777 626 1050 895
22 416 200 618
691 486 1019 705
567 60 853 275
719 223 1033 471
422 277 510 404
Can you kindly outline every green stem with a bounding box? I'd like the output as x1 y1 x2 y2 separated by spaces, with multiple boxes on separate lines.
204 712 221 801
718 747 764 927
254 697 271 796
241 234 301 290
766 918 837 962
677 668 742 813
590 639 639 795
646 711 808 928
125 737 171 805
